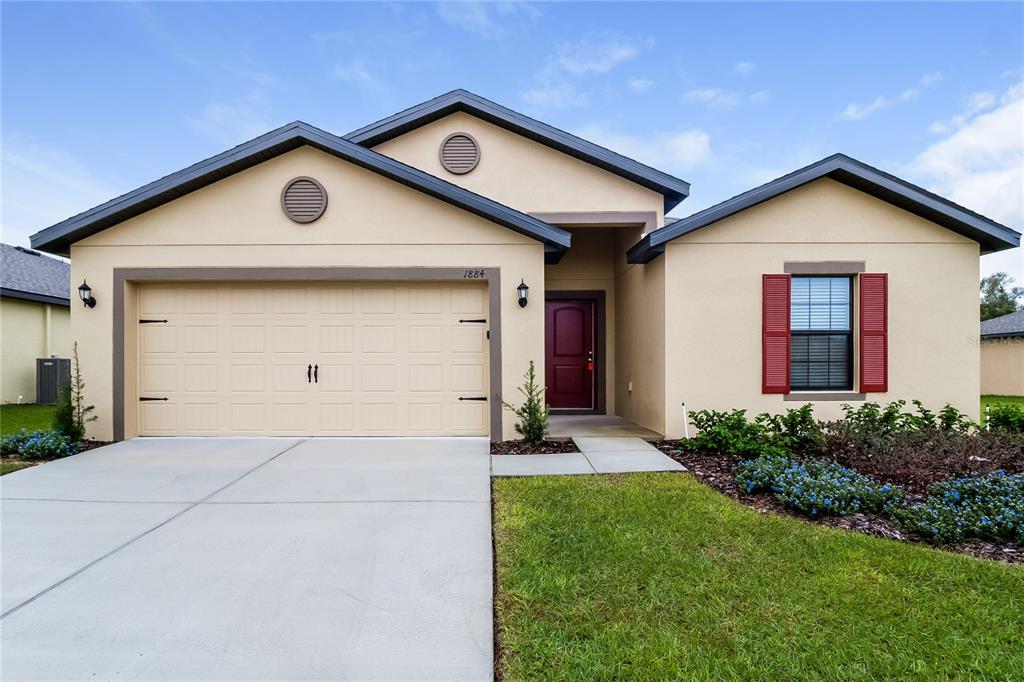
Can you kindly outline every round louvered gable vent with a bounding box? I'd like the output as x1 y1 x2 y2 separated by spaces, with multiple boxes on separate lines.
439 133 480 174
281 177 327 223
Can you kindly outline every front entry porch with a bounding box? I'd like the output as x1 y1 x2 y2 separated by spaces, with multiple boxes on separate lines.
548 414 662 440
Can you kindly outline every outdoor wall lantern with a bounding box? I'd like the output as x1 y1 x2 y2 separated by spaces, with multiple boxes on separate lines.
517 279 529 308
78 280 96 308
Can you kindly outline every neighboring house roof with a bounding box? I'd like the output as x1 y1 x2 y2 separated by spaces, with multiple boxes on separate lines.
345 89 691 214
627 153 1022 264
981 310 1024 339
0 243 71 306
29 121 571 259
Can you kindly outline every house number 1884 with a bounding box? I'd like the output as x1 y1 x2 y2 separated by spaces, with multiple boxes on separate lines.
463 269 486 279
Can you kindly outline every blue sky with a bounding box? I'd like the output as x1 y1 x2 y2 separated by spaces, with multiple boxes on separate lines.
3 1 1021 280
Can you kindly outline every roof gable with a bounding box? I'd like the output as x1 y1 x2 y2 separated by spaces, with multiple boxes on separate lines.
627 153 1021 263
345 89 691 214
0 243 70 305
30 121 570 257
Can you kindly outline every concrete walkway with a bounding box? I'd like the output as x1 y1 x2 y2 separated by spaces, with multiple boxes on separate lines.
491 436 684 477
2 438 493 681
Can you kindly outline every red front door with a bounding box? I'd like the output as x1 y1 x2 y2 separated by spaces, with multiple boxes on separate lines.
545 299 595 410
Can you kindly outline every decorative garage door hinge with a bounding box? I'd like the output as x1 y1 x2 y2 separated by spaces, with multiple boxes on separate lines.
458 396 487 401
138 319 168 324
139 397 169 401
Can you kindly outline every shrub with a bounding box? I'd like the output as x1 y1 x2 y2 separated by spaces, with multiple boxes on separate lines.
687 409 780 459
735 454 905 518
828 427 1024 492
894 471 1024 543
755 403 826 457
502 361 549 447
0 429 80 460
52 342 96 441
988 403 1024 434
835 400 975 440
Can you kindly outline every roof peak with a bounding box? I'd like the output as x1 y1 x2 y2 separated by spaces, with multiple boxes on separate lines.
344 88 691 213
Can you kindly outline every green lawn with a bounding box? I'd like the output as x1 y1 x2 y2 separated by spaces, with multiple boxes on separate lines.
0 460 36 476
0 403 56 436
494 473 1024 681
981 394 1024 426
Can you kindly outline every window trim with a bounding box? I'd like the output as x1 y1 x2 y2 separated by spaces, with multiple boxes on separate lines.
789 274 854 391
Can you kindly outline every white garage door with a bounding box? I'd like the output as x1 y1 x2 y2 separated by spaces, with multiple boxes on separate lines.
136 282 489 436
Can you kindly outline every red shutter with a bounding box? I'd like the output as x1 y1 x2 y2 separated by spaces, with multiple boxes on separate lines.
762 274 791 394
859 273 888 392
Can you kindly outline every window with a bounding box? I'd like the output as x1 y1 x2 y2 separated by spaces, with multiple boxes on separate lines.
790 276 852 390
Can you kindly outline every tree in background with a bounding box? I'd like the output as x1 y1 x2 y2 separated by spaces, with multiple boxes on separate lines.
980 272 1023 321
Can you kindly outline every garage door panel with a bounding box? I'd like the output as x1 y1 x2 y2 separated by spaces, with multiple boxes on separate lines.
137 282 488 436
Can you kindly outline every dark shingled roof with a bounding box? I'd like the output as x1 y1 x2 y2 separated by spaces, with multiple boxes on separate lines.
345 89 691 214
627 153 1021 264
29 120 570 259
1 243 71 306
981 310 1024 339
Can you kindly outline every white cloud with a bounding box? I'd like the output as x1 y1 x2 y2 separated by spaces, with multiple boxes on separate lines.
521 83 588 109
749 90 770 105
0 134 121 249
574 123 713 172
930 90 999 134
628 78 654 92
839 72 942 121
909 80 1024 280
556 39 641 75
685 88 741 110
733 61 757 77
436 1 539 36
187 92 272 146
333 60 374 84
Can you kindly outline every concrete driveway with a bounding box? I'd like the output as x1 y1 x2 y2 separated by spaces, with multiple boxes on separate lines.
1 438 493 681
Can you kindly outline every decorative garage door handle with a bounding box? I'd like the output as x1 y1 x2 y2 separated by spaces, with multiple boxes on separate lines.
307 364 312 383
314 364 318 383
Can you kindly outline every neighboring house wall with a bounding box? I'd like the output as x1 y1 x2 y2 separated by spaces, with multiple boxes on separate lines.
662 177 980 436
71 145 546 441
372 112 666 221
545 227 618 413
981 339 1024 396
0 297 71 403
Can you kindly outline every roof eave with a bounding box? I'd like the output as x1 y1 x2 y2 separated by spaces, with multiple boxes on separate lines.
626 154 1021 263
1 287 71 307
30 121 570 256
345 90 691 214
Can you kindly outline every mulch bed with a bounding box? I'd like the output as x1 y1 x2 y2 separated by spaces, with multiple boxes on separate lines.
653 440 1023 565
79 439 113 452
490 440 580 455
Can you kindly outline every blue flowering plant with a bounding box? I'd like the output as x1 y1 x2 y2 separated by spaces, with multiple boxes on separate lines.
894 471 1024 543
735 454 905 518
0 429 81 460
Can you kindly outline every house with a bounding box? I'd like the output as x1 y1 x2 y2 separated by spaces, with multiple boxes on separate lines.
980 310 1024 396
29 90 1021 441
1 243 71 403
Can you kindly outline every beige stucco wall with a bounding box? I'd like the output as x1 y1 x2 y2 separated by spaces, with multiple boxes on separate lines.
545 227 618 413
981 338 1024 396
0 297 71 403
70 145 546 440
662 178 980 437
372 112 665 221
615 228 667 434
